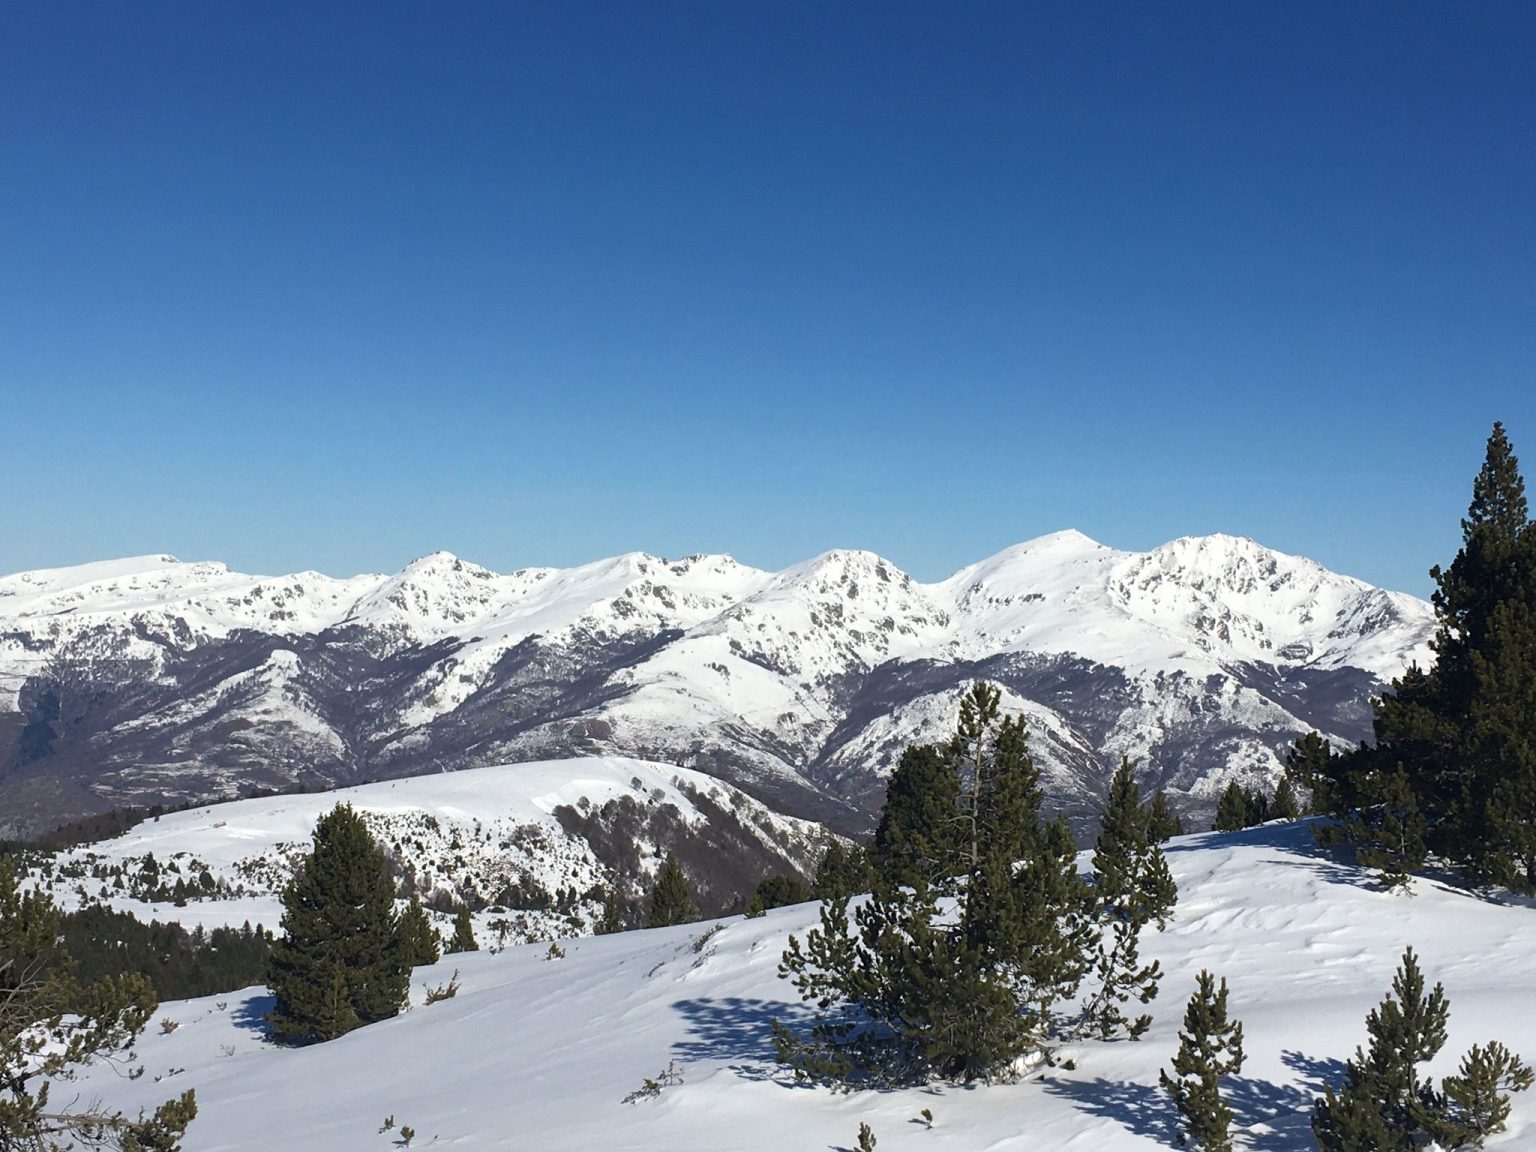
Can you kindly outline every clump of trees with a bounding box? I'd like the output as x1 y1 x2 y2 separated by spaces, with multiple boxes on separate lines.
1212 777 1300 833
772 683 1176 1087
265 803 410 1045
1313 948 1531 1150
1 856 197 1151
61 905 271 1001
1290 423 1536 893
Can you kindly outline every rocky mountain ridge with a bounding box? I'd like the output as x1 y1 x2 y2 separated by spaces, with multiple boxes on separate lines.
0 532 1435 837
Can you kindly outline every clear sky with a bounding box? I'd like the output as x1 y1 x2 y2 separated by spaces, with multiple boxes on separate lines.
3 2 1533 596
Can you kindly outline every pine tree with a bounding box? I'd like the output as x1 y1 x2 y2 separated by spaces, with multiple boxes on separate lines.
595 887 626 935
265 804 408 1045
1312 948 1448 1151
1213 782 1250 832
1271 775 1301 821
1147 790 1183 842
1423 1040 1534 1148
1285 731 1339 818
397 896 440 968
1 857 197 1151
811 841 874 902
1084 758 1178 1039
648 854 698 928
746 873 811 917
445 906 478 953
776 683 1090 1086
1351 764 1427 889
872 743 960 890
1313 946 1533 1151
1332 423 1536 889
1159 970 1245 1152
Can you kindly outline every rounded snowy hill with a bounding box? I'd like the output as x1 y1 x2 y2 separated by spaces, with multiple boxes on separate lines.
30 756 836 945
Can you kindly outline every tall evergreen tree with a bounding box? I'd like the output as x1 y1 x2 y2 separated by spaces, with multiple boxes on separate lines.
648 854 698 928
397 896 441 968
812 841 874 902
1147 790 1183 842
1 857 197 1151
872 744 960 890
1160 970 1245 1152
265 804 409 1045
445 905 478 953
1213 782 1250 832
1084 759 1178 1039
775 683 1091 1086
1331 423 1536 890
1270 775 1301 821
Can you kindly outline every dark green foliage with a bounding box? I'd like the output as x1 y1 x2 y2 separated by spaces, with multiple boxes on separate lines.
446 906 479 953
1160 970 1245 1152
1271 775 1301 821
775 682 1092 1087
265 804 408 1045
1084 759 1178 1040
397 896 441 968
648 853 699 928
1313 948 1449 1151
59 906 271 1002
1309 424 1536 891
595 886 626 934
856 1121 876 1151
1147 790 1183 842
1 856 197 1151
1312 948 1533 1151
1213 782 1251 832
1424 1041 1534 1147
746 873 811 918
812 840 875 901
1350 764 1427 889
872 743 960 889
1286 731 1339 816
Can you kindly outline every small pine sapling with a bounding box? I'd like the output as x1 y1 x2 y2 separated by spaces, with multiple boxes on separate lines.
1160 970 1246 1152
856 1121 877 1151
1312 947 1447 1151
1425 1040 1534 1147
919 1106 933 1128
545 942 566 960
398 1123 415 1147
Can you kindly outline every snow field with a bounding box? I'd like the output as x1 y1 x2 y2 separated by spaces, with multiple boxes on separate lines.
69 821 1536 1151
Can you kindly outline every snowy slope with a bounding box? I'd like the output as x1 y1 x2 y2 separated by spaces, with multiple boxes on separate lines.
64 821 1536 1152
0 533 1436 835
27 757 836 944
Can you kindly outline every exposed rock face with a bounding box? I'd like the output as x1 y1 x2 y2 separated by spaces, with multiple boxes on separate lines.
0 533 1434 837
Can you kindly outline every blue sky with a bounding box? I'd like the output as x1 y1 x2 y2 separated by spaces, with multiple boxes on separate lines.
3 2 1533 595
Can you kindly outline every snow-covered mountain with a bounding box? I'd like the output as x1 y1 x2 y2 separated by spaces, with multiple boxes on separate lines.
25 756 836 943
61 821 1536 1151
0 532 1435 837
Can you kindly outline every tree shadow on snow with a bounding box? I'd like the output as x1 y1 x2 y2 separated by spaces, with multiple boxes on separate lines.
670 997 818 1083
1161 821 1385 893
1045 1064 1323 1152
230 993 276 1039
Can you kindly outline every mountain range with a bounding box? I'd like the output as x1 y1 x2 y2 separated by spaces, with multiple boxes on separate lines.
0 531 1435 838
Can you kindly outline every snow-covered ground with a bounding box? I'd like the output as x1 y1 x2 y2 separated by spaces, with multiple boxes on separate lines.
69 821 1536 1151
